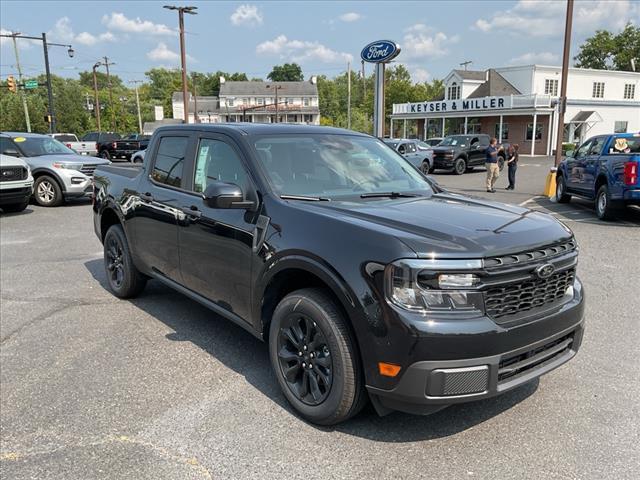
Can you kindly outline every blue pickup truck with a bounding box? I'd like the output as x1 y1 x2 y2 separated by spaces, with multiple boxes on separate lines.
556 133 640 220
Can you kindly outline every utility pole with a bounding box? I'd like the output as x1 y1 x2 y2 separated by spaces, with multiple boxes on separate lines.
361 60 366 101
192 73 199 123
103 56 116 132
10 33 31 132
554 0 574 167
347 61 351 130
92 62 102 132
164 5 198 124
129 80 143 134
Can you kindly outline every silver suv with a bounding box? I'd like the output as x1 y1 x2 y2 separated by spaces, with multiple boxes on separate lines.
0 132 110 207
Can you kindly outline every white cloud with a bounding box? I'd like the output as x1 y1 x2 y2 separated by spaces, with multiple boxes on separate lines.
102 13 174 35
411 67 431 82
48 17 115 47
509 51 560 65
475 0 640 37
256 35 353 64
230 5 263 27
147 42 195 63
338 12 361 22
402 24 457 58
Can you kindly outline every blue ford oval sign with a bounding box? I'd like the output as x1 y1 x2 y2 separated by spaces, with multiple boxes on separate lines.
361 40 400 63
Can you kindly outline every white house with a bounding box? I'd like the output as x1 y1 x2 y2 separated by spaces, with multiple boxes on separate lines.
391 65 640 155
171 78 321 125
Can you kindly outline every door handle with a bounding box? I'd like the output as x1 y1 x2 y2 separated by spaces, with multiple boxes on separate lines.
181 206 202 219
140 192 154 202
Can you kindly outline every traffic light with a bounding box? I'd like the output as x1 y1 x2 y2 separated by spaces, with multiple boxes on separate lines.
7 75 17 93
44 114 52 124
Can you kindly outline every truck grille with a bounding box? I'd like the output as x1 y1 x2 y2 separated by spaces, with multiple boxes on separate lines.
498 332 574 383
0 166 28 182
80 164 98 177
484 240 577 270
484 267 575 321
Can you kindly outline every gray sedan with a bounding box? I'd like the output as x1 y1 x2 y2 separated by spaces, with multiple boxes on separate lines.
0 132 110 207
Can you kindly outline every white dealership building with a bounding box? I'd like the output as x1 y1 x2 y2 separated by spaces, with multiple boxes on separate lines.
390 65 640 155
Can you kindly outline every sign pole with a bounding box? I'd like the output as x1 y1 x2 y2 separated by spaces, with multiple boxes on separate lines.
373 63 385 138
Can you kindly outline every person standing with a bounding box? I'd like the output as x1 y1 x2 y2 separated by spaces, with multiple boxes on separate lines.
485 137 499 193
506 143 519 190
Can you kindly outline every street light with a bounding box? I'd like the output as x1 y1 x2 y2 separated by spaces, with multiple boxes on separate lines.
0 32 74 133
163 5 197 124
266 84 283 123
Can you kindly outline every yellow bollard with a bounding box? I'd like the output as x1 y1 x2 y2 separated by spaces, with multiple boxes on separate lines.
543 167 557 198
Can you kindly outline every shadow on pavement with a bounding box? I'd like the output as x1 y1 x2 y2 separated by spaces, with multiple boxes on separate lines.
85 258 539 441
0 207 34 216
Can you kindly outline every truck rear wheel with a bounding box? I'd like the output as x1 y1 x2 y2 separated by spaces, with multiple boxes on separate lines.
103 224 147 298
269 288 366 425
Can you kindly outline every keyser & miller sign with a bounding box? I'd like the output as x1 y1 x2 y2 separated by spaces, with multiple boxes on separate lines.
393 96 514 115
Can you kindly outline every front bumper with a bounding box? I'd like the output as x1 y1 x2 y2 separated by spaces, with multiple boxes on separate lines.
0 183 33 205
433 157 454 169
366 279 585 415
56 169 93 198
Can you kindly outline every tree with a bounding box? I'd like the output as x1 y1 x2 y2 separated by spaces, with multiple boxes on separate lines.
267 63 304 81
575 24 640 71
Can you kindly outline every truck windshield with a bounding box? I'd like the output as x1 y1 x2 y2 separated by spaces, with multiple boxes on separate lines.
439 136 470 147
253 134 434 199
16 137 75 157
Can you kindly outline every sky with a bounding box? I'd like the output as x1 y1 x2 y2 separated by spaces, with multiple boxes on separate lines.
1 0 638 84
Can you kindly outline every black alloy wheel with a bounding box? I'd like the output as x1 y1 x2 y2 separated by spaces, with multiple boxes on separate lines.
277 313 333 406
105 233 125 289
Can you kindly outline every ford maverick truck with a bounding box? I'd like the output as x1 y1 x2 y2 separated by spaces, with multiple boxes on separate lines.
93 124 585 425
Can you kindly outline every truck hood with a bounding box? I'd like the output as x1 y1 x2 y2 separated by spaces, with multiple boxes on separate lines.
23 154 110 166
309 193 573 258
431 146 458 154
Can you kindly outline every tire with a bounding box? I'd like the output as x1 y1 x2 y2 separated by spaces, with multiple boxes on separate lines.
100 150 111 160
595 184 619 221
269 288 366 425
1 199 29 213
556 175 571 203
453 157 466 175
103 224 147 298
132 155 143 164
34 175 63 207
420 160 431 175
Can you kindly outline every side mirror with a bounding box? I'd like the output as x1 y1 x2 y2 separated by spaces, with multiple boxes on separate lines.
2 148 20 157
202 181 255 209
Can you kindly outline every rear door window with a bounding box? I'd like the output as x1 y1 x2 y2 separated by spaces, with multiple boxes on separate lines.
151 136 188 188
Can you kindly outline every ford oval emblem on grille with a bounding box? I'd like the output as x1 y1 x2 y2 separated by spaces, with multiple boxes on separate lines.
535 263 555 279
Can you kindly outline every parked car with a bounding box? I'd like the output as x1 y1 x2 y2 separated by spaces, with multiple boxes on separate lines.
557 133 640 220
0 153 33 213
0 132 109 207
98 134 151 162
383 138 434 173
81 132 122 160
431 134 505 175
48 133 97 156
93 124 585 425
131 149 146 163
424 137 443 147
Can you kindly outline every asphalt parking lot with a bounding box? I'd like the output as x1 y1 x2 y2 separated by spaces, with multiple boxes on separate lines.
1 157 639 480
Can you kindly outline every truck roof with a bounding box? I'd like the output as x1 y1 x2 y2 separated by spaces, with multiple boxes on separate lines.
153 123 370 137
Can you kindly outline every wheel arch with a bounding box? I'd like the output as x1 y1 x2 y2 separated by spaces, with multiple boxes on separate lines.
595 173 608 193
99 206 123 241
31 168 66 192
257 256 359 341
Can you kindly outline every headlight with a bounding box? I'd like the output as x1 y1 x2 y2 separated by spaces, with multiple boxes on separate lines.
384 259 485 316
52 162 83 170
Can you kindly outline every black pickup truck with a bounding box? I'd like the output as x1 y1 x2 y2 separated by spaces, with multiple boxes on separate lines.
432 134 506 175
93 124 585 425
97 134 151 161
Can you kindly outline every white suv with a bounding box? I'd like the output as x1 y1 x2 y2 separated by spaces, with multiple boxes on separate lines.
0 153 33 213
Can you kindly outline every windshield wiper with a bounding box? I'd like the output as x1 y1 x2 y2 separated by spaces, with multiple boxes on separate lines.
280 194 331 201
360 192 422 199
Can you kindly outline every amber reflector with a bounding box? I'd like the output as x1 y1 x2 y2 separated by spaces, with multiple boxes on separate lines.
378 362 401 377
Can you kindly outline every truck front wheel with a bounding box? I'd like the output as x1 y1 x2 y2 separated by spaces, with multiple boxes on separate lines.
556 175 571 203
269 288 366 425
103 224 147 298
453 157 466 175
